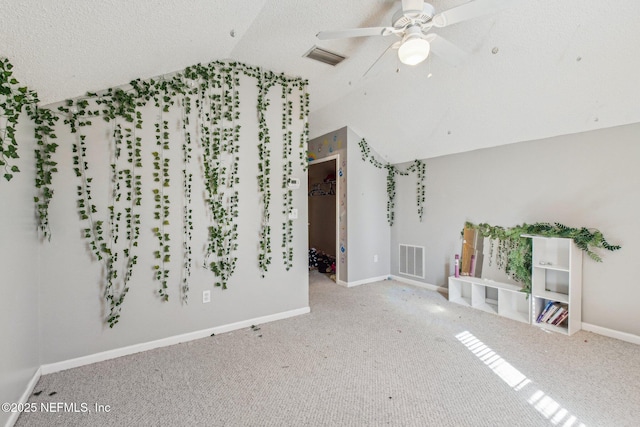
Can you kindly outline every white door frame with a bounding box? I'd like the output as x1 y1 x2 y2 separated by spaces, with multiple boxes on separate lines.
308 154 340 281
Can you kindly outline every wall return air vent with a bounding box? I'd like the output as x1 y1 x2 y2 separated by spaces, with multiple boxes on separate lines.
399 244 425 279
304 46 346 66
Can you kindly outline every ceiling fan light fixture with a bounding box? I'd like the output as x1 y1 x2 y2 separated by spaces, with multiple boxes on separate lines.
398 36 430 66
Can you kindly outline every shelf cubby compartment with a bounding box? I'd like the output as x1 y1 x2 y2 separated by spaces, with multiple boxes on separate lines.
498 289 530 324
448 276 530 324
471 283 498 314
448 278 472 307
532 297 569 334
524 234 571 271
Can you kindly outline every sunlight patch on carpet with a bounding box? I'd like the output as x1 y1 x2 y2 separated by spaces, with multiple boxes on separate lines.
456 331 586 427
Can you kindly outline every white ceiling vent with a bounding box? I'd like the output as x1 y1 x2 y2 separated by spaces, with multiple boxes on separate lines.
304 46 346 66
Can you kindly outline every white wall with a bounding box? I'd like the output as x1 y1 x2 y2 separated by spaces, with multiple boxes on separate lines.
391 123 638 336
32 72 309 365
346 128 390 283
0 119 40 427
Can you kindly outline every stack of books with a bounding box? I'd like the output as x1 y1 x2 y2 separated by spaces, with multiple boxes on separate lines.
536 301 569 326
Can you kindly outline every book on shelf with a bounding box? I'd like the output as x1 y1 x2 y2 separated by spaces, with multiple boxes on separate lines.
552 310 569 326
547 306 566 324
536 302 569 324
536 301 554 323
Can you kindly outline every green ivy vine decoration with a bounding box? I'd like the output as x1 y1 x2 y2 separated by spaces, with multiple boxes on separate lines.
298 82 310 170
256 72 275 276
27 105 59 240
62 91 143 328
151 84 172 301
251 70 309 274
358 138 425 226
0 58 33 181
4 57 308 325
465 221 621 293
197 63 241 289
180 85 194 304
281 84 295 270
1 58 60 239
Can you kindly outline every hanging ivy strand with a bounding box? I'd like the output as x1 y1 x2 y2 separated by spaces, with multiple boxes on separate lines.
255 72 274 277
465 221 621 293
358 138 425 226
26 105 59 240
281 83 295 270
0 58 34 181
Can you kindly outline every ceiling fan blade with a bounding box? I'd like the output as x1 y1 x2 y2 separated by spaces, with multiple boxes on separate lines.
432 0 511 28
362 42 400 79
401 0 425 18
424 34 467 66
317 27 393 40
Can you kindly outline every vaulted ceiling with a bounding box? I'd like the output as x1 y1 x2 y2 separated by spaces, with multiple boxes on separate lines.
2 0 639 163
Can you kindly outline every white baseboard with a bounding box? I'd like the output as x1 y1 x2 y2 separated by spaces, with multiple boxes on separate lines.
582 322 640 345
5 367 41 427
390 275 447 294
337 275 389 288
41 306 310 375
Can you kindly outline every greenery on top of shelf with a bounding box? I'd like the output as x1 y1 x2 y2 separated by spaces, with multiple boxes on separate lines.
465 221 622 293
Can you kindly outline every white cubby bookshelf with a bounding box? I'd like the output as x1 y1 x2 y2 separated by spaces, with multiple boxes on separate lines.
524 235 583 335
448 235 583 335
448 276 530 324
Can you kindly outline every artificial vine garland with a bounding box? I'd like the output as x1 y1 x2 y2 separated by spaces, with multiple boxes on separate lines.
28 106 59 240
281 84 295 270
152 86 172 301
0 58 33 181
3 57 308 326
358 138 426 225
465 221 621 293
180 90 194 304
198 63 241 289
255 72 275 277
1 58 59 240
62 89 144 327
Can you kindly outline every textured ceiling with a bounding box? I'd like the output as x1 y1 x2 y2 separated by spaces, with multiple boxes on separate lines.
2 0 639 163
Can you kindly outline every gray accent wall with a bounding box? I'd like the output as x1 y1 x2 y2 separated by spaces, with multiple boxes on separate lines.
0 119 40 427
391 123 638 336
346 127 390 283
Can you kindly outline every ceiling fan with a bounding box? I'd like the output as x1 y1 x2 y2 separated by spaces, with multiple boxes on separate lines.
317 0 510 67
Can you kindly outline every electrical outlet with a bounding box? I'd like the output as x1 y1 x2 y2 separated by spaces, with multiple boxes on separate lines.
373 254 379 263
288 208 298 220
202 290 211 304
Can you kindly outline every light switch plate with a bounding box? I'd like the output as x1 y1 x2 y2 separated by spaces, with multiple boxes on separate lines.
288 178 300 189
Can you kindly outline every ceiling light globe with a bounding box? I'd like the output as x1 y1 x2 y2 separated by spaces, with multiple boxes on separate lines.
398 37 430 66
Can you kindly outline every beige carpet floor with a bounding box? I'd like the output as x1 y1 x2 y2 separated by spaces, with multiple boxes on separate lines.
16 271 640 426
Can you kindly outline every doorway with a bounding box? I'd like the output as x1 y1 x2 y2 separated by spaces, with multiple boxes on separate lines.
308 155 339 281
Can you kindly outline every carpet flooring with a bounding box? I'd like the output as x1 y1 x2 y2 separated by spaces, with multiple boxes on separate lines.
16 271 640 426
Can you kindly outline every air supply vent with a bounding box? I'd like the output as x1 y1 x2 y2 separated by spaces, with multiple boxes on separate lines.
304 46 346 66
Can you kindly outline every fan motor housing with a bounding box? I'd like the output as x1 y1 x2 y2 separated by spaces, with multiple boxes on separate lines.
392 3 436 29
